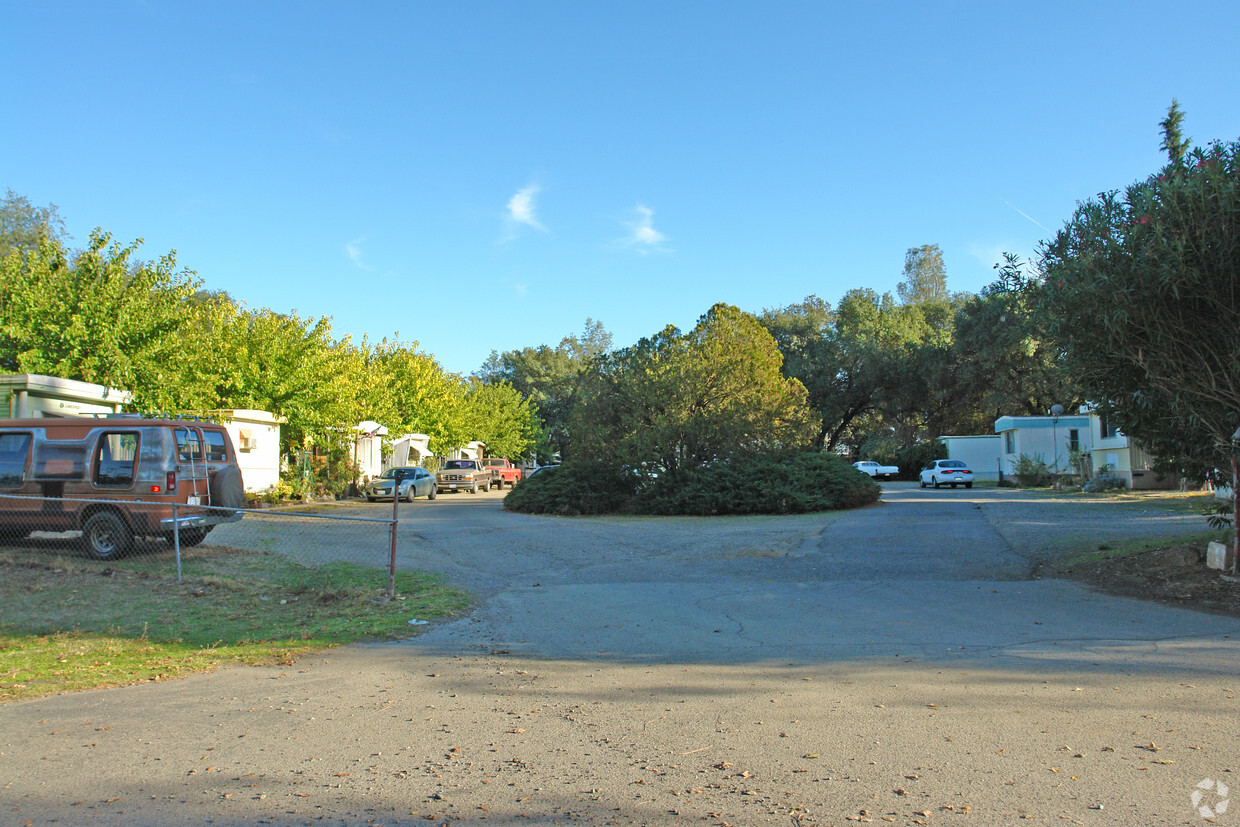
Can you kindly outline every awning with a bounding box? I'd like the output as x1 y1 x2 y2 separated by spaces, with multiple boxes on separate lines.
354 420 389 437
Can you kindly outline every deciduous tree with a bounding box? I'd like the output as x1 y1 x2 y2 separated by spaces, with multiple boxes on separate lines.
0 230 200 411
460 380 546 461
897 244 948 305
572 304 815 475
761 290 926 452
0 189 68 256
477 318 611 460
951 254 1083 423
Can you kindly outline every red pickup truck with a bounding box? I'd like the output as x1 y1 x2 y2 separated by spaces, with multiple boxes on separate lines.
480 458 522 489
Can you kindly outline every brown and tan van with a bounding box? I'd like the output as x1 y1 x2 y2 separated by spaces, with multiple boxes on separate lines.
0 416 246 559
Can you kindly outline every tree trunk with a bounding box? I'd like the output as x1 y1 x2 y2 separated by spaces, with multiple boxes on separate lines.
1232 448 1239 574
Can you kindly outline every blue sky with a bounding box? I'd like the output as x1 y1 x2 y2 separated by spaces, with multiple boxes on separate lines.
5 1 1238 376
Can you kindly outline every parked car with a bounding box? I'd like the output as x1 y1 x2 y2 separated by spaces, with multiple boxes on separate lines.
364 466 437 502
526 464 560 478
853 460 899 479
435 458 492 493
920 459 974 489
0 416 245 559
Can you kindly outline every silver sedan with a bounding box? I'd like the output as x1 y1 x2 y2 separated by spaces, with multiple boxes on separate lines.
365 467 438 502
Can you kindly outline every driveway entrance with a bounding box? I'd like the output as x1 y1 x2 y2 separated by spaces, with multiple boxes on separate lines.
2 484 1237 825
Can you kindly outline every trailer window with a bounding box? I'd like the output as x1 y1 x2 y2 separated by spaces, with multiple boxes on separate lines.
0 432 32 486
94 432 139 487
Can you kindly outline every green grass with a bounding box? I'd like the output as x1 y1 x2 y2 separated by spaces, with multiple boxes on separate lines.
1060 528 1231 566
1064 489 1218 509
0 547 471 703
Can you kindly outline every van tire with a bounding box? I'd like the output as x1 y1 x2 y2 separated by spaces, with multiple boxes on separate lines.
209 465 246 509
83 511 132 560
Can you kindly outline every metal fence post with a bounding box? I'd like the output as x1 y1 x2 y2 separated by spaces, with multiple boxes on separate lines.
173 501 183 583
388 486 399 598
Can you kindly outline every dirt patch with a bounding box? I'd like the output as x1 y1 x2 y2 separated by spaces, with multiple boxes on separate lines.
1051 542 1240 618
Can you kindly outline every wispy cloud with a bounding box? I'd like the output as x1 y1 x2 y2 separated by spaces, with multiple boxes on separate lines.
345 236 372 270
503 184 546 239
999 197 1051 233
618 204 669 253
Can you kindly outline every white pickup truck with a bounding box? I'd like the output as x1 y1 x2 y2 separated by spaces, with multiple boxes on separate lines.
435 458 493 493
852 460 899 480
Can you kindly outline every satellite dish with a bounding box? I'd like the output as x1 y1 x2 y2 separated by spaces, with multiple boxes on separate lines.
1050 404 1065 416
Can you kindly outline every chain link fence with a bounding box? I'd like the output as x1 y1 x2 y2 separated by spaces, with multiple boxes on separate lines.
0 492 401 597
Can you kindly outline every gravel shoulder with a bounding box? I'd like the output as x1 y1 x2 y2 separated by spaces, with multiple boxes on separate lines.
968 487 1240 618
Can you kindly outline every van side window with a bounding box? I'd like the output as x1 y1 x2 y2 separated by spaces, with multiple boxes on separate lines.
177 429 203 462
204 430 229 462
33 442 85 479
0 432 33 486
94 432 139 487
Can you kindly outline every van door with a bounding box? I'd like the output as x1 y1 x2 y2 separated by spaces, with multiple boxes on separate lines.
0 431 36 528
174 426 210 504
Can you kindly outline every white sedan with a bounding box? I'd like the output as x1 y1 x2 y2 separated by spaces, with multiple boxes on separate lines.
853 460 899 479
919 460 974 489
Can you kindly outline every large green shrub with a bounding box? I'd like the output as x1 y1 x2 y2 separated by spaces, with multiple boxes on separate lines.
502 462 639 516
504 452 880 517
634 452 880 516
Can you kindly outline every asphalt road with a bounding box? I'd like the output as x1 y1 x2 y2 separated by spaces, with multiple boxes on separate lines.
2 483 1238 826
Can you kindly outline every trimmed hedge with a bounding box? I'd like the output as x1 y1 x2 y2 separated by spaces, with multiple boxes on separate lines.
503 452 881 516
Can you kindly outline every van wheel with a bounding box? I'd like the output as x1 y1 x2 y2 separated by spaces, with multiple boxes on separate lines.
428 485 436 500
83 511 132 560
